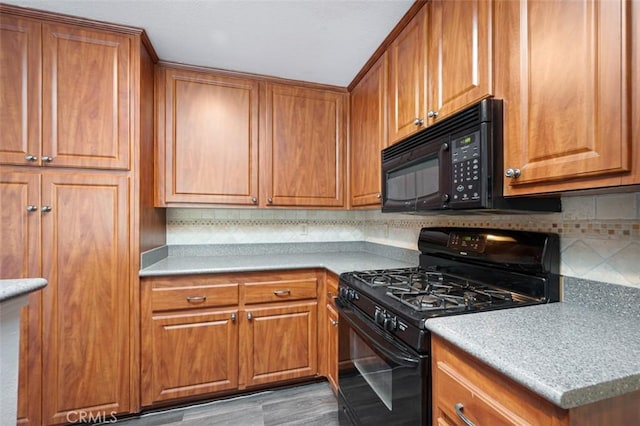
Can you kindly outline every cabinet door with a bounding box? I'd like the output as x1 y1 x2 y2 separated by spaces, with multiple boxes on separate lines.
157 67 260 206
496 0 632 194
388 5 427 144
0 15 41 166
144 310 239 405
326 303 339 394
0 170 42 426
262 83 346 207
42 23 131 170
40 172 131 424
350 53 388 207
242 302 317 386
428 0 492 122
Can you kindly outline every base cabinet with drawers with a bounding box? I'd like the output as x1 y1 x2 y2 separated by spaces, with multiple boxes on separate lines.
432 335 640 426
141 270 321 406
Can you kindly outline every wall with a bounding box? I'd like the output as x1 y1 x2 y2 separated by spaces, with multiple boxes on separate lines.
167 192 640 288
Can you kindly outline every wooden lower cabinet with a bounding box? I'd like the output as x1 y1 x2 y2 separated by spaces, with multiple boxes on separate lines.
242 302 318 387
323 273 339 394
141 270 321 407
432 335 640 426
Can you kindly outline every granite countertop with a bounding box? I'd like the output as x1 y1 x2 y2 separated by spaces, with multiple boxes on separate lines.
426 302 640 409
140 251 415 277
0 278 47 302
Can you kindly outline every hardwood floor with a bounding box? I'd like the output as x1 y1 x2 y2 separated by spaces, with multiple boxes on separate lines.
115 381 338 425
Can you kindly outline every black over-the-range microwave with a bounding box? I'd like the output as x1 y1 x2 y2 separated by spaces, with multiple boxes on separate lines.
381 99 561 213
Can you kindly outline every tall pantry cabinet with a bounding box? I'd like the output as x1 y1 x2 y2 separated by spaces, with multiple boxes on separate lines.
0 5 165 425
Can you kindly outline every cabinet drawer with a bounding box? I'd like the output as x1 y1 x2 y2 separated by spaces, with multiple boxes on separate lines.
435 360 527 425
326 273 339 308
151 283 239 312
244 279 317 304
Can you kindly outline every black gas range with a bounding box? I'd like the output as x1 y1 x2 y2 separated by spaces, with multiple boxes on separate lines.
336 227 559 426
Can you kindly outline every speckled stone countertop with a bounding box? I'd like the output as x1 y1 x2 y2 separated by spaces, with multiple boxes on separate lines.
140 251 415 277
0 278 47 302
426 300 640 409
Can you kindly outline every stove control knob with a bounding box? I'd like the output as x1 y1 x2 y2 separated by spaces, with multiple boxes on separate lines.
383 315 398 331
374 309 385 325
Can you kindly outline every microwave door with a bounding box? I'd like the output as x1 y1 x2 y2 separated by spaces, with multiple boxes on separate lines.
416 139 451 210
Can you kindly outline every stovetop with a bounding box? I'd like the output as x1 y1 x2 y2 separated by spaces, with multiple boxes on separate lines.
336 227 560 352
351 267 518 313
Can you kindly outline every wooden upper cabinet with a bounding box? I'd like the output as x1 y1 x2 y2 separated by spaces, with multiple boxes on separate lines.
388 5 428 144
0 18 131 170
262 83 346 207
0 15 41 167
428 0 492 123
349 53 388 208
156 67 260 206
495 0 632 194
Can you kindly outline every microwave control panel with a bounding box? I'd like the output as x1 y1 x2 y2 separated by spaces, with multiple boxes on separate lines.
451 131 482 204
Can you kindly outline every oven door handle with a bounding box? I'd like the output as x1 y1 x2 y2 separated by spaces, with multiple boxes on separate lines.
337 298 420 367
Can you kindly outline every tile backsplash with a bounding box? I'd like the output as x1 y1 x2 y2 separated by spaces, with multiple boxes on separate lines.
166 192 640 288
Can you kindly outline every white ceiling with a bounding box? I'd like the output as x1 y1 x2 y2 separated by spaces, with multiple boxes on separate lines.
4 0 414 87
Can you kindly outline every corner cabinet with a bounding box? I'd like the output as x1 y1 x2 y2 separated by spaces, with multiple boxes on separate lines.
495 0 635 194
141 270 321 407
261 83 347 208
155 67 260 206
1 5 163 425
349 53 388 208
432 335 640 425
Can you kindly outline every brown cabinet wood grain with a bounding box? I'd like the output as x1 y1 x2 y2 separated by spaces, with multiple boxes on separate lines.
142 270 320 406
0 170 42 426
1 6 161 424
261 83 347 207
40 172 132 424
156 67 260 206
387 4 428 145
495 0 633 194
0 16 132 170
141 276 241 406
0 15 41 167
242 302 318 387
427 0 492 122
349 53 388 208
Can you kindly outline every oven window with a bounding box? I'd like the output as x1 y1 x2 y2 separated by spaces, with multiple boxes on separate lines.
350 329 393 410
387 158 439 201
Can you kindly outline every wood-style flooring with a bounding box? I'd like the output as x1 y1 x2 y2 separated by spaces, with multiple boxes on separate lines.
114 381 339 426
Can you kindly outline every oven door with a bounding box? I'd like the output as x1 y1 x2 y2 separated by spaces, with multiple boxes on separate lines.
336 298 429 426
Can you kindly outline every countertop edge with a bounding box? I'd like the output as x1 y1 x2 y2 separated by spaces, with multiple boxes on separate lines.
0 278 47 303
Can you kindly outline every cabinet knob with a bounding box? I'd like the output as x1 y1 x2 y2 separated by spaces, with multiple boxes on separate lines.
231 313 236 322
267 197 273 204
26 205 38 212
413 118 424 126
327 291 334 298
427 110 439 119
41 206 52 212
42 156 53 163
331 319 339 327
247 312 253 321
376 193 382 199
25 154 38 162
251 196 257 204
504 168 521 178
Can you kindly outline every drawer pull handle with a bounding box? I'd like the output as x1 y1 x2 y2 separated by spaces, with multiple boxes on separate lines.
454 403 475 426
331 319 339 327
186 296 207 304
273 289 291 296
